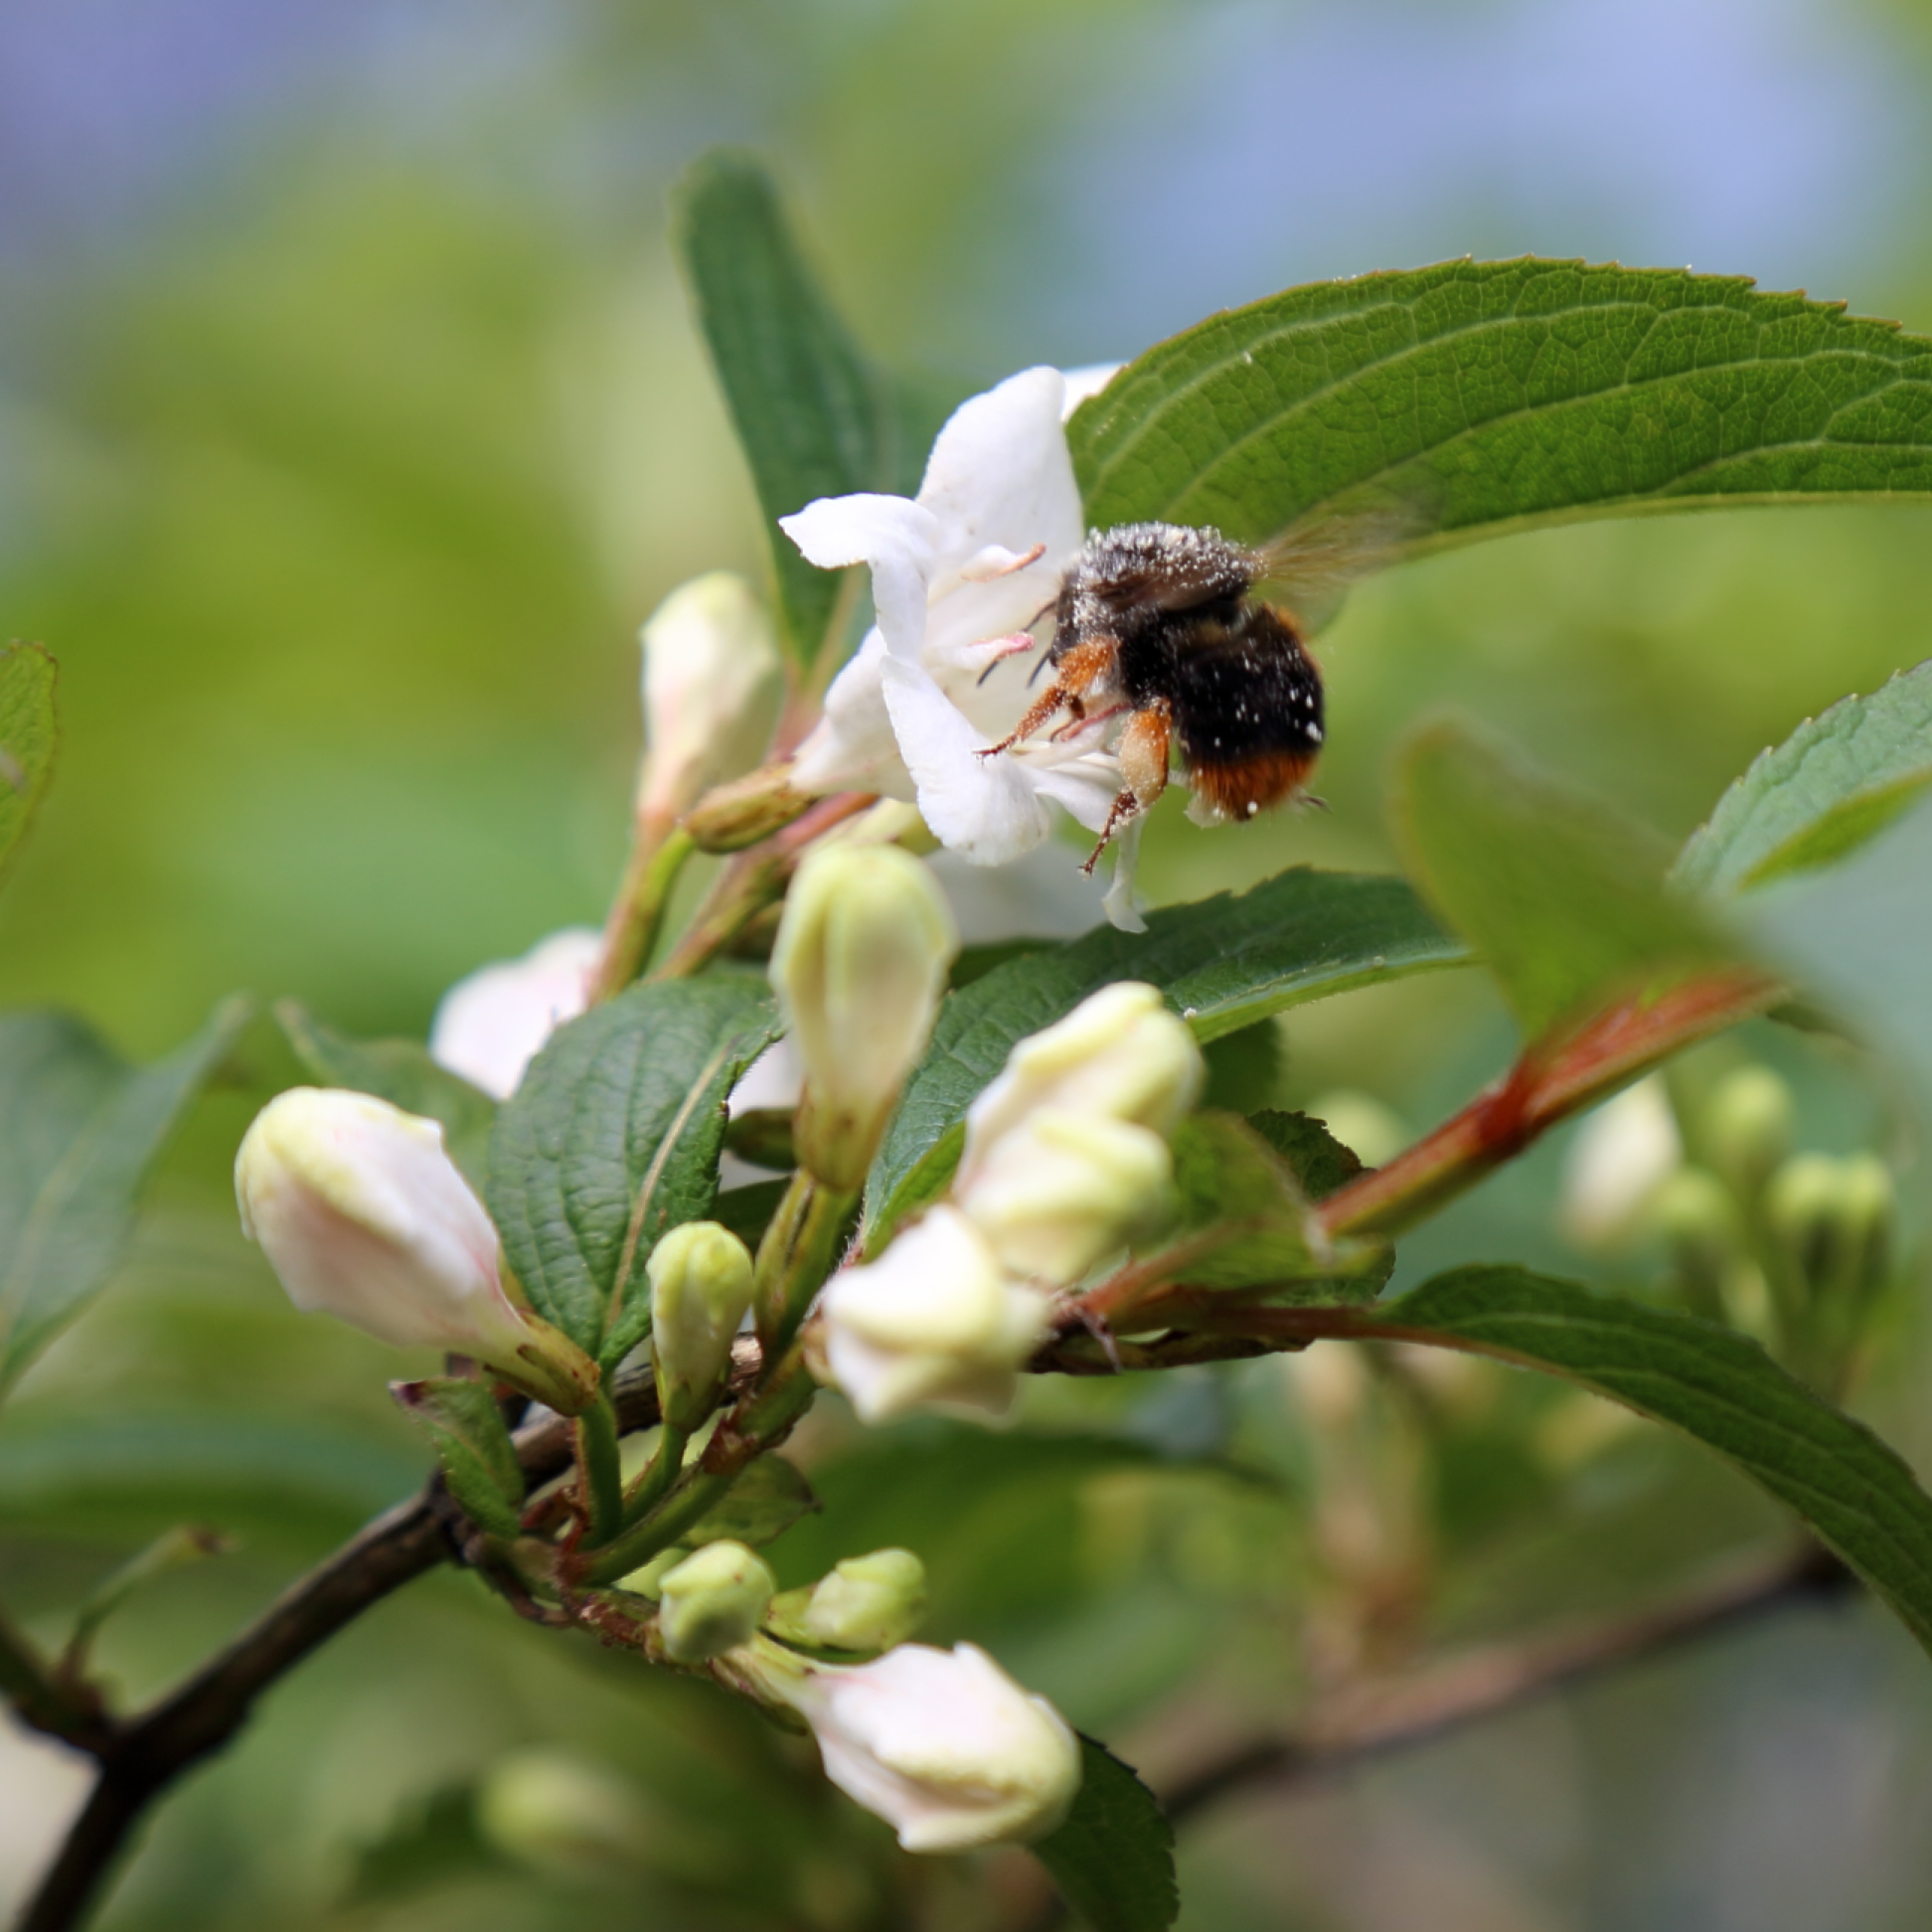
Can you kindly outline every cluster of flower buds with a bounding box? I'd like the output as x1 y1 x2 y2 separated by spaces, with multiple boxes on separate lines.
235 1088 598 1413
1562 1062 1898 1378
819 981 1205 1424
615 1534 1075 1850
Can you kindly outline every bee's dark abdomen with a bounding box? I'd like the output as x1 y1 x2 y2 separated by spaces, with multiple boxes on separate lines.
1168 603 1324 767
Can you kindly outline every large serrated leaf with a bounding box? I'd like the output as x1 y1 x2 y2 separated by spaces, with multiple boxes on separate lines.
276 1001 496 1192
674 151 895 665
0 999 249 1396
1391 719 1737 1042
1675 660 1932 895
0 642 57 884
683 1454 818 1548
866 868 1462 1239
1032 1735 1178 1932
1371 1265 1932 1658
487 975 778 1363
1069 261 1932 555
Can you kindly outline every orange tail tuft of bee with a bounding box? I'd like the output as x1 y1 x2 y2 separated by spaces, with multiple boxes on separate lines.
1186 750 1318 824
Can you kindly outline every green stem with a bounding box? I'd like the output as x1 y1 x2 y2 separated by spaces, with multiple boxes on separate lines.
1319 968 1780 1242
592 826 695 1003
753 1175 857 1365
580 1351 818 1586
0 1607 106 1750
574 1396 625 1547
619 1420 690 1529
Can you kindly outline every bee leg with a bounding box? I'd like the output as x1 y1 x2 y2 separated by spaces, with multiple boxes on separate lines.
978 682 1073 758
1048 701 1127 744
978 638 1118 758
1081 704 1171 873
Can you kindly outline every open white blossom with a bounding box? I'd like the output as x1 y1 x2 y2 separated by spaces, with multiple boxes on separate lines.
780 367 1146 927
430 927 601 1100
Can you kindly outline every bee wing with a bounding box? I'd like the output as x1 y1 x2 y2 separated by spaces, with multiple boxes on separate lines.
1251 495 1428 634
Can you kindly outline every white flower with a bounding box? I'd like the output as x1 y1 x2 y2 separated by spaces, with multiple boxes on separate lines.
636 570 785 835
429 927 601 1100
784 1642 1081 1852
780 368 1137 917
820 1207 1048 1423
236 1087 596 1410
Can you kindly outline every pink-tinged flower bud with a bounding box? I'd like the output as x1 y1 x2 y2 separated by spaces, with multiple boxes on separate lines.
656 1540 775 1663
954 1107 1174 1286
770 845 958 1189
637 571 785 835
956 983 1202 1195
782 1642 1080 1852
429 927 601 1100
820 1207 1046 1423
236 1088 596 1412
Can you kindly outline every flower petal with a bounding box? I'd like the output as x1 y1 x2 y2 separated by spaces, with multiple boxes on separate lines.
789 630 917 800
779 495 941 659
881 660 1051 865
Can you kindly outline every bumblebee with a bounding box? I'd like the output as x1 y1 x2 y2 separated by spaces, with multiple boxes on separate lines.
981 522 1325 867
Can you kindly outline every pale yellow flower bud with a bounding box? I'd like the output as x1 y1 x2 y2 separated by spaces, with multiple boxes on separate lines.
820 1207 1047 1423
771 845 958 1189
236 1088 596 1412
637 571 785 835
656 1540 775 1663
790 1549 928 1654
957 983 1202 1195
956 1107 1173 1285
649 1220 754 1431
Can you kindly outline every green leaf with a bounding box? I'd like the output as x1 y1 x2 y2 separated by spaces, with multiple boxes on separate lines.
1153 1113 1374 1297
867 868 1462 1239
487 974 778 1365
1373 1265 1932 1658
683 1454 818 1548
674 151 898 665
1675 660 1932 895
393 1376 525 1540
1246 1108 1366 1201
0 643 57 885
276 1000 496 1192
0 999 249 1395
0 1412 420 1542
1032 1735 1178 1932
1069 261 1932 559
1391 719 1735 1042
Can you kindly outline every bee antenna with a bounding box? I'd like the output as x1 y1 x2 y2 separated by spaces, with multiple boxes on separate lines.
1027 653 1051 688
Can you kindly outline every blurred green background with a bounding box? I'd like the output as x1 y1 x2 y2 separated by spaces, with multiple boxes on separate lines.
6 1 1932 1927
